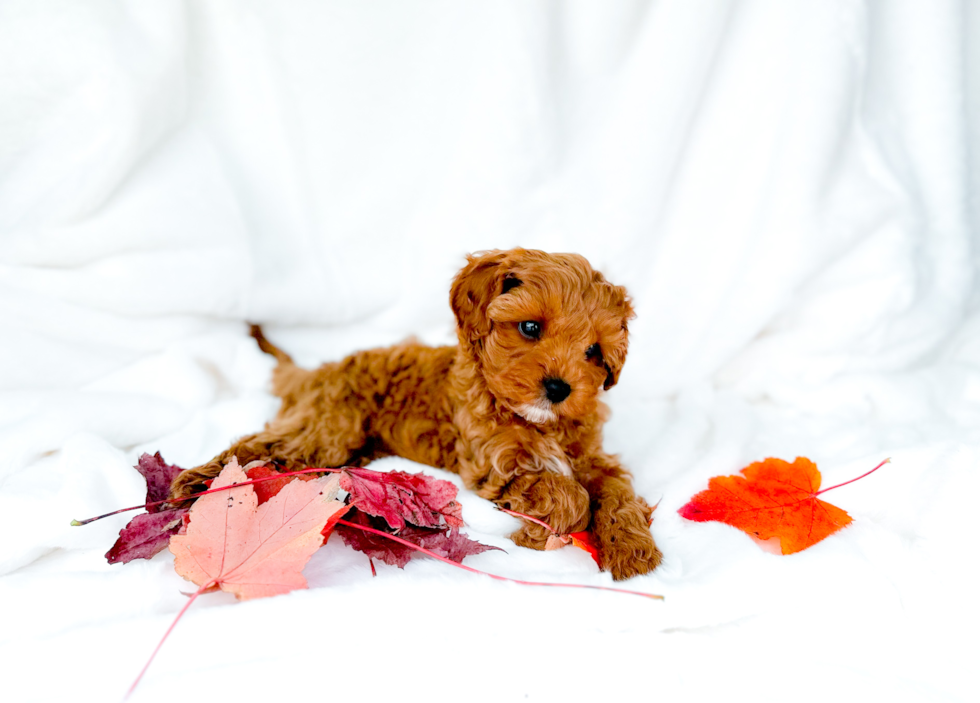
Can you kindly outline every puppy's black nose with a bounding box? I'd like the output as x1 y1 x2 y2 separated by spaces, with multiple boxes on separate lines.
543 377 571 404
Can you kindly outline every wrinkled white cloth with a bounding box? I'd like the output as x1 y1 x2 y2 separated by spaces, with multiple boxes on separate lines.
0 1 976 701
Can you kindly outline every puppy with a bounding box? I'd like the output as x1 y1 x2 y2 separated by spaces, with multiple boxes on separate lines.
171 248 662 580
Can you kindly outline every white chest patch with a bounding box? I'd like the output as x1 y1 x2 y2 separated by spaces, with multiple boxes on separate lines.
516 403 557 425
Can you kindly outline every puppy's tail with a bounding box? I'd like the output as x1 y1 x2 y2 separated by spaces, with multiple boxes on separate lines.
249 324 294 365
250 324 311 401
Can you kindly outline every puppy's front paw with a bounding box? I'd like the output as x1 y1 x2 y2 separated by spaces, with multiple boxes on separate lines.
593 498 662 580
500 473 591 550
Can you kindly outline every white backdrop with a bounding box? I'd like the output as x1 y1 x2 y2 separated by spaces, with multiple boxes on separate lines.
1 1 977 701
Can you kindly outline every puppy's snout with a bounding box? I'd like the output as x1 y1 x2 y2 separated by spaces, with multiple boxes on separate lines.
543 377 571 404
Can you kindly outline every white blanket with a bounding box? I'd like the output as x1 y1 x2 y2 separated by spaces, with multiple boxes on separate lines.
1 1 976 701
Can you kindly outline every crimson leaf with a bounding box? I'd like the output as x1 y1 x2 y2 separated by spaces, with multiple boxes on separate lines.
340 467 463 531
136 452 184 511
335 508 500 568
106 509 187 564
105 453 188 565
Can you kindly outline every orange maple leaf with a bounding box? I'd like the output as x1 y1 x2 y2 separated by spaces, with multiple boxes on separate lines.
568 530 601 565
677 457 887 555
169 457 347 600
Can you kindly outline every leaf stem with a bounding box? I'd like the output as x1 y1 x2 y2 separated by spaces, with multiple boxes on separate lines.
72 467 345 525
494 506 557 532
126 579 217 699
336 519 662 600
815 458 890 496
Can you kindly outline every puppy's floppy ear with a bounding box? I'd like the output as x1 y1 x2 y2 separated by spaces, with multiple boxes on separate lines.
600 282 635 390
450 250 511 346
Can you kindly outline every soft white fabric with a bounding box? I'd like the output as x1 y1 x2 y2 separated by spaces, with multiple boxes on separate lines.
1 1 976 701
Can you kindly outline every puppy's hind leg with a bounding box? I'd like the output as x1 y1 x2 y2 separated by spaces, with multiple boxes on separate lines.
170 327 372 500
170 395 370 501
169 417 306 501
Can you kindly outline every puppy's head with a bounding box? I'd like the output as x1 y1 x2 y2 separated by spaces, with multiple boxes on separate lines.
451 248 634 424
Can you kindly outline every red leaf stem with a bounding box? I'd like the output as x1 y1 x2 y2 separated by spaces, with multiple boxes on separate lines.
495 506 603 567
72 467 345 526
335 519 662 600
815 458 891 495
495 506 557 532
126 579 216 699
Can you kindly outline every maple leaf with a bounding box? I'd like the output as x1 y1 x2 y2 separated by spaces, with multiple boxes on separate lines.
543 530 601 567
568 531 601 565
242 463 345 543
335 511 425 568
677 457 886 555
244 462 316 505
106 510 188 564
335 508 500 568
415 527 502 563
169 457 347 600
136 453 185 510
340 467 463 530
320 501 352 542
105 453 189 564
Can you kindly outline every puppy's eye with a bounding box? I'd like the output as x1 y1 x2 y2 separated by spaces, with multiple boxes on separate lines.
586 343 603 364
518 321 541 340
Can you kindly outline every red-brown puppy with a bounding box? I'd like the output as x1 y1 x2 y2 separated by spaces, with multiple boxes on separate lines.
171 249 661 579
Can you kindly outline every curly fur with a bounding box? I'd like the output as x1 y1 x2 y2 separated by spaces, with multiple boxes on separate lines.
171 248 662 580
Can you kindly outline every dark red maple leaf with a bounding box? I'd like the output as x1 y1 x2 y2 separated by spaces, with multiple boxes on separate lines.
135 453 184 512
335 508 500 568
415 525 502 563
340 467 463 530
106 453 189 565
335 511 418 567
106 509 187 564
